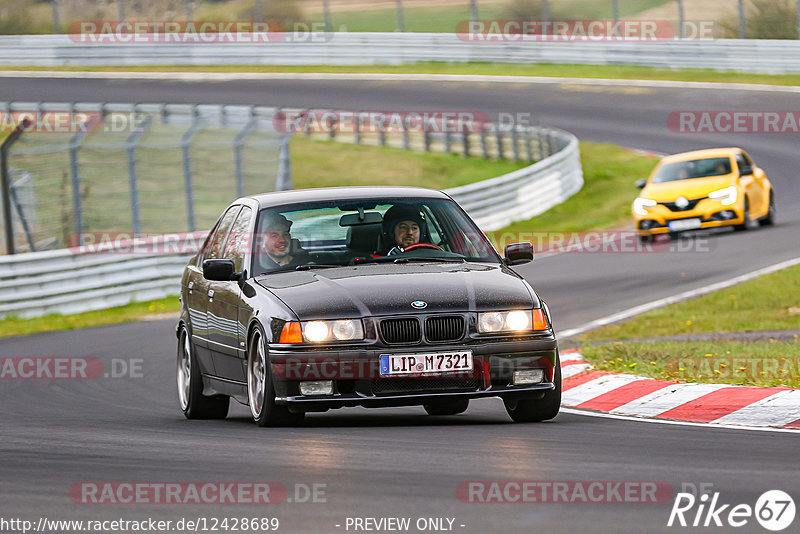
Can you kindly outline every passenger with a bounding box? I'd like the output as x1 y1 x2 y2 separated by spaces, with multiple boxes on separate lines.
381 205 429 255
259 213 309 269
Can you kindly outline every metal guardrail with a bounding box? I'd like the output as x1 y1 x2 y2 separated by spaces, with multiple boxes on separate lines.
2 33 800 74
0 115 581 318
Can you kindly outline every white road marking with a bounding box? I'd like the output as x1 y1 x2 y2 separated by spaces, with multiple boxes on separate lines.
561 362 593 379
561 374 647 406
711 389 800 427
609 382 730 417
557 255 800 339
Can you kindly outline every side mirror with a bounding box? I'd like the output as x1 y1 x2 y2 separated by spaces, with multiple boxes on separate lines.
635 179 647 189
203 259 239 281
504 242 534 266
739 165 753 176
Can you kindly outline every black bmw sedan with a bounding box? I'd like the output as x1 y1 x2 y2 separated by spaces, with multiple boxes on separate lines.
177 187 561 426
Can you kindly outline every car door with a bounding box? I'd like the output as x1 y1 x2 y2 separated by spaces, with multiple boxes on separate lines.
736 152 762 217
207 205 254 382
741 150 768 217
186 206 240 376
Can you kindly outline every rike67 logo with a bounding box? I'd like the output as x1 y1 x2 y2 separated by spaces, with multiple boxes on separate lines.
668 488 795 531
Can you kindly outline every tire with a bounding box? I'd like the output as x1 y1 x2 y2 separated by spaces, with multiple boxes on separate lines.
247 328 304 427
177 325 229 420
760 192 776 227
423 398 469 416
504 354 561 423
735 198 750 231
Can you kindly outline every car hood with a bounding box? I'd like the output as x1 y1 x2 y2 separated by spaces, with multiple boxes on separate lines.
642 176 733 201
255 262 537 319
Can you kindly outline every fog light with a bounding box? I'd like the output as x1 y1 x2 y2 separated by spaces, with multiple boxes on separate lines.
299 380 333 396
513 369 544 385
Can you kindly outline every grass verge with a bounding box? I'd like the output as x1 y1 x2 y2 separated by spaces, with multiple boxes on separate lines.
0 296 180 339
579 262 800 387
581 263 800 342
581 340 800 389
4 62 800 87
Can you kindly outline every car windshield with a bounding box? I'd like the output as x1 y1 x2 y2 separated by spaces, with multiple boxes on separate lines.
252 197 500 276
651 157 732 183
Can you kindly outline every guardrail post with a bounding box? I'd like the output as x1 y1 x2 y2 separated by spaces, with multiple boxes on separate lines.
328 114 337 139
126 114 153 235
424 129 431 152
444 130 452 153
462 130 470 158
234 107 259 199
537 130 546 160
402 120 410 150
181 106 202 232
0 119 30 255
378 121 386 147
276 136 292 191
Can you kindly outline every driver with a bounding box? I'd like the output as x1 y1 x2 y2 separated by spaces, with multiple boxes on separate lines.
382 205 429 255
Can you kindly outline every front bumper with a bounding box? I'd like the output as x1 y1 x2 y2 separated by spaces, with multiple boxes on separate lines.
268 336 557 410
634 197 743 235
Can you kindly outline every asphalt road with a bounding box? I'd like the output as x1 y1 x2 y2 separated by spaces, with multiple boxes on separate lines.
1 75 799 534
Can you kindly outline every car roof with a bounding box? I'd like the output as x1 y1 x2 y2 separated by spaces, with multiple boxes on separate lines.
660 147 742 164
247 186 451 209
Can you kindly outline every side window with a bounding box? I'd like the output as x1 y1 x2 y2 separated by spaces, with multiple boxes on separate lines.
223 206 253 272
735 154 750 174
741 152 753 166
421 205 443 245
203 206 241 261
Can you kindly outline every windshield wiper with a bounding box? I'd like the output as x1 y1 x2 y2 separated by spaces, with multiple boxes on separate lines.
392 257 467 264
295 264 344 271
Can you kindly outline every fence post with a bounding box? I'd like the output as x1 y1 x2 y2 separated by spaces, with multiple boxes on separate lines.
323 0 332 33
126 114 153 234
354 111 362 144
444 130 452 153
462 129 470 158
181 106 202 232
469 0 478 21
479 124 488 158
51 0 61 34
276 136 292 191
395 0 405 32
524 128 533 162
495 126 504 160
511 126 520 162
677 0 685 39
0 119 30 255
738 0 745 39
234 108 259 199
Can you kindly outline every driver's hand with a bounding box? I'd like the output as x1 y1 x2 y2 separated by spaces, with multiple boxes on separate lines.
387 246 404 255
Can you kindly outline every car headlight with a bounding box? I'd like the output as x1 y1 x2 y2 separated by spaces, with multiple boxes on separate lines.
301 319 364 342
477 309 548 334
278 320 364 343
633 198 657 216
708 186 738 206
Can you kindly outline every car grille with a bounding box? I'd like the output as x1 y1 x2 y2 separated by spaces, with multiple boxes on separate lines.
659 198 705 212
371 378 483 396
380 318 421 344
425 316 465 342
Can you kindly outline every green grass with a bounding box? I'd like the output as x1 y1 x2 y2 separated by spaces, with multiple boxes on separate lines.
581 340 800 388
5 63 800 87
0 296 180 339
581 263 800 342
291 135 528 190
487 142 656 244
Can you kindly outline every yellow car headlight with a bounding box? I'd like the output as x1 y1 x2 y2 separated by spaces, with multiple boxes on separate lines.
633 198 657 216
708 186 738 206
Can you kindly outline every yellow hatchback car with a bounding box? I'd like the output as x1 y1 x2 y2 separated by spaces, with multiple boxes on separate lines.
633 148 775 241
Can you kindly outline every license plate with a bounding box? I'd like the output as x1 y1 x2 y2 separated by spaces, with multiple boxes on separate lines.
668 218 702 231
379 351 473 376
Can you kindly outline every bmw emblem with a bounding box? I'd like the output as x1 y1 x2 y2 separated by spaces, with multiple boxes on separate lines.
411 300 427 309
675 196 689 209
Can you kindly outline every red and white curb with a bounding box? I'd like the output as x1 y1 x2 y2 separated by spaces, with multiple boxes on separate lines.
560 349 800 430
